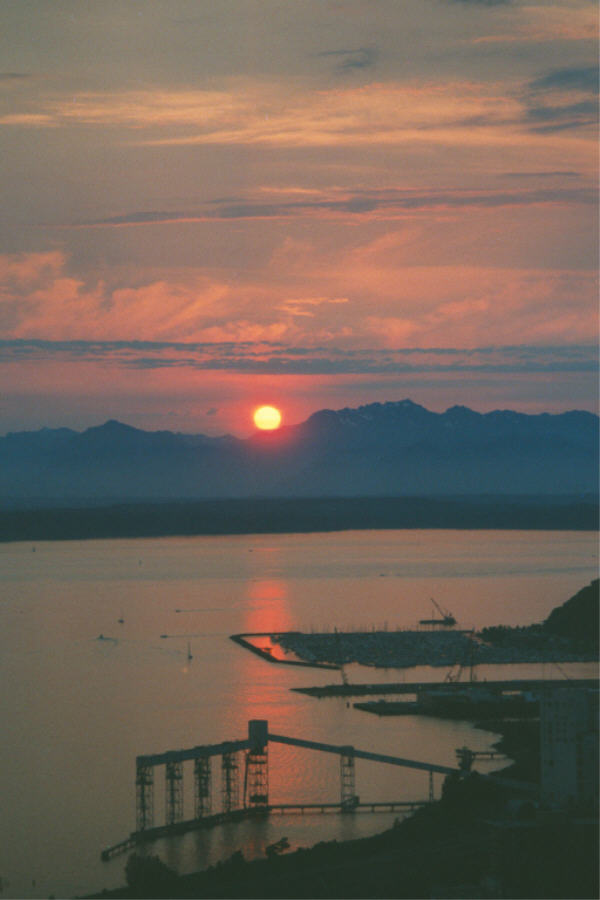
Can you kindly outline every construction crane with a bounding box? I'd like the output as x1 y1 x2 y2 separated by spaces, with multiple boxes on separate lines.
420 598 456 628
444 631 478 683
334 627 350 687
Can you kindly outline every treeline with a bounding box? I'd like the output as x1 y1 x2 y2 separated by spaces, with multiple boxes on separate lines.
480 579 599 653
0 495 598 543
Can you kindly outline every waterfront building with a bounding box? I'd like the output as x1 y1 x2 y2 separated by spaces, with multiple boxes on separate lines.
540 688 599 811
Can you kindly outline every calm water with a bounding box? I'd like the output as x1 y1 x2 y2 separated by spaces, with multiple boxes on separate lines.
0 529 597 898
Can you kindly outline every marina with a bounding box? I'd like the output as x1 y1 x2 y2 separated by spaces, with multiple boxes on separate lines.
271 627 597 669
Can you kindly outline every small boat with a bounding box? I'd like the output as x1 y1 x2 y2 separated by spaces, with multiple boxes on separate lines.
187 641 193 661
419 598 456 627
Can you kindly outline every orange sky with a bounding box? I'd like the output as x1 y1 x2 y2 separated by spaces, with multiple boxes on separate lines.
0 0 597 434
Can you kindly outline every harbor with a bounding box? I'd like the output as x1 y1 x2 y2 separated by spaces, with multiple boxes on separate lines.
1 531 597 899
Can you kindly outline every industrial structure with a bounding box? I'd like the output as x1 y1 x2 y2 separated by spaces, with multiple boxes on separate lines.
102 719 538 861
541 687 599 810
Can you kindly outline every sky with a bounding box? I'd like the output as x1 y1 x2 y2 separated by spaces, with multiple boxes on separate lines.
0 0 598 436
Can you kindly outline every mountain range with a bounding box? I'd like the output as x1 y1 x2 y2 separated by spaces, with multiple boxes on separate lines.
0 400 597 503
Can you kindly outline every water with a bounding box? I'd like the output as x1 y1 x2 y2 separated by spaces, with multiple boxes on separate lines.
0 529 597 898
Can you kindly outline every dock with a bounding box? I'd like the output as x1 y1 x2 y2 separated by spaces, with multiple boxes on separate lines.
292 677 599 699
103 800 426 858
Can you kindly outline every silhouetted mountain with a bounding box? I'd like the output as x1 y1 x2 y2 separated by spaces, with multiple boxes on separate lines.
0 400 597 502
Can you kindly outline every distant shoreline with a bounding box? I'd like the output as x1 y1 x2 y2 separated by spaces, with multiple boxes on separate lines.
0 495 597 543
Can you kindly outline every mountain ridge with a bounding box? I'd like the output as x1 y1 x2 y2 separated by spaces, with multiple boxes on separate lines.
1 400 597 502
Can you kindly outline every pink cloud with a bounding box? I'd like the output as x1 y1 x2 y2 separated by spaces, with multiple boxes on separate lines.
1 248 596 353
0 79 541 148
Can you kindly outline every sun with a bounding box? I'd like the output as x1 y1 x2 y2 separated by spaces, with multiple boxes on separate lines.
253 405 282 430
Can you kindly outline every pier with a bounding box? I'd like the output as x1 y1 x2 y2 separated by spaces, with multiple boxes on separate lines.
102 719 538 860
292 676 599 699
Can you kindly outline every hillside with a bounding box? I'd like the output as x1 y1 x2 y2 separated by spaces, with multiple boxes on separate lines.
544 578 599 650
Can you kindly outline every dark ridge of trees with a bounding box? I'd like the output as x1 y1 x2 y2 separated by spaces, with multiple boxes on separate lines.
544 578 599 649
0 495 598 543
480 579 600 653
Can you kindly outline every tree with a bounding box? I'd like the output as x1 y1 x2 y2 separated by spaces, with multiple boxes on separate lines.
124 853 177 898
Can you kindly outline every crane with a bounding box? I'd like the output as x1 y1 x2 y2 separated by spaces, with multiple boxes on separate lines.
334 627 350 687
419 598 456 628
444 630 478 683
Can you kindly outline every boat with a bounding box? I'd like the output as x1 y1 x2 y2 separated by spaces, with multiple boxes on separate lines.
419 598 456 627
187 641 193 661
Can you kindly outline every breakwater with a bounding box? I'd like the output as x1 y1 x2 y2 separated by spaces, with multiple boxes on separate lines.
230 633 340 670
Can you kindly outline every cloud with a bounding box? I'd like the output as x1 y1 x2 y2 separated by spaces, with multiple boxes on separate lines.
316 47 378 73
1 249 597 355
525 100 598 133
465 5 597 44
2 72 596 151
0 338 595 377
528 66 599 94
0 81 522 147
447 0 511 5
521 64 599 133
0 72 31 81
84 210 197 226
277 297 349 317
72 185 595 229
501 171 581 179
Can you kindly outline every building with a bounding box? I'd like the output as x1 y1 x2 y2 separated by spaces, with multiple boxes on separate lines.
540 687 599 811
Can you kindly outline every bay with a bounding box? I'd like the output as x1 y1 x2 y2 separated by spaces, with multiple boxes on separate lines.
0 529 597 898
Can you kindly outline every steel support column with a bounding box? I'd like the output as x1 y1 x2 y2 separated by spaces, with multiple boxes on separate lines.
165 760 184 826
340 747 357 811
194 757 212 819
135 763 154 832
221 751 239 813
244 746 268 809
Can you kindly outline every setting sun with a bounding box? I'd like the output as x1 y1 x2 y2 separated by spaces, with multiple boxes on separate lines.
253 405 282 430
